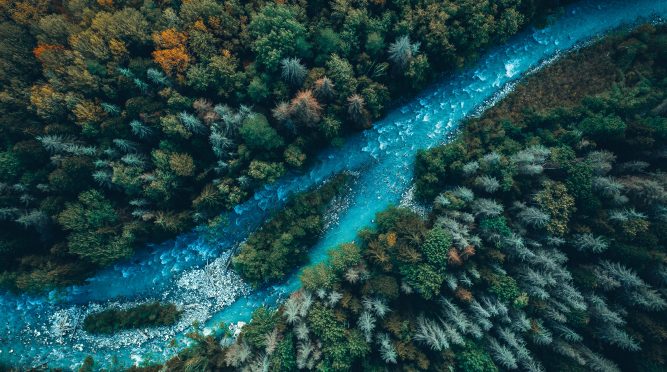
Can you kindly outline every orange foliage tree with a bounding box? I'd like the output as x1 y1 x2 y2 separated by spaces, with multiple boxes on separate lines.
152 28 187 49
289 89 322 127
97 0 114 7
33 43 65 62
152 46 190 76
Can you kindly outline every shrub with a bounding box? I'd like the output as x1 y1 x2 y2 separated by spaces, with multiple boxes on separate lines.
456 342 499 372
414 142 466 201
239 113 285 152
579 114 626 140
0 152 21 182
421 228 452 267
534 181 575 236
169 153 195 177
488 274 522 306
400 263 443 300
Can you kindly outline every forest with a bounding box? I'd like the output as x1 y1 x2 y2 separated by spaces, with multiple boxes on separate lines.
83 301 182 334
0 0 566 293
233 173 350 287
122 24 667 372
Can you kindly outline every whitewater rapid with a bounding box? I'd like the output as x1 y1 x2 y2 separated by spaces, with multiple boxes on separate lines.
2 0 667 368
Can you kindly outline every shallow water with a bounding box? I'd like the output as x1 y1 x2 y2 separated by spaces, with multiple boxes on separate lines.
2 0 667 368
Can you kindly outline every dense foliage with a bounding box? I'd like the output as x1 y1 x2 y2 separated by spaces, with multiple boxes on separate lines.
83 302 182 334
140 25 667 371
233 173 350 287
0 0 566 292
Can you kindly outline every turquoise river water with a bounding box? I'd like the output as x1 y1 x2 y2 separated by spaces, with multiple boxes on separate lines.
1 0 667 368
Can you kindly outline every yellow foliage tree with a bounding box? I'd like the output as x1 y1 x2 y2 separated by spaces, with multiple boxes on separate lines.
73 100 104 125
109 38 128 58
30 84 66 119
7 1 48 25
169 153 195 177
70 30 110 60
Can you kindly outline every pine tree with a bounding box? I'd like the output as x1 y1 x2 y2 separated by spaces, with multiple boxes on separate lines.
92 170 113 187
516 206 550 228
377 333 397 363
299 291 313 317
147 68 170 86
552 324 582 343
179 111 206 134
327 291 343 307
313 76 335 100
15 210 48 229
281 57 307 85
462 161 479 176
121 154 146 168
63 144 96 156
225 342 251 367
296 340 313 369
37 135 75 154
511 146 549 175
481 152 502 166
474 175 500 193
592 176 625 200
101 103 120 116
596 260 643 289
597 324 640 351
117 67 133 78
629 286 667 310
347 94 368 125
264 329 279 355
586 150 616 175
289 90 321 127
112 139 138 153
414 316 449 351
452 186 475 202
272 101 291 123
529 319 552 345
295 321 309 341
0 208 18 221
133 78 148 93
489 338 518 369
588 295 625 326
572 233 608 253
371 298 390 318
130 120 152 139
345 267 361 283
473 198 504 217
283 296 300 324
388 35 419 68
357 311 376 341
581 347 621 372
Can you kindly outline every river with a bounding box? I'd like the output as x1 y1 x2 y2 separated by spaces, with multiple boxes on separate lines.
1 0 666 368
